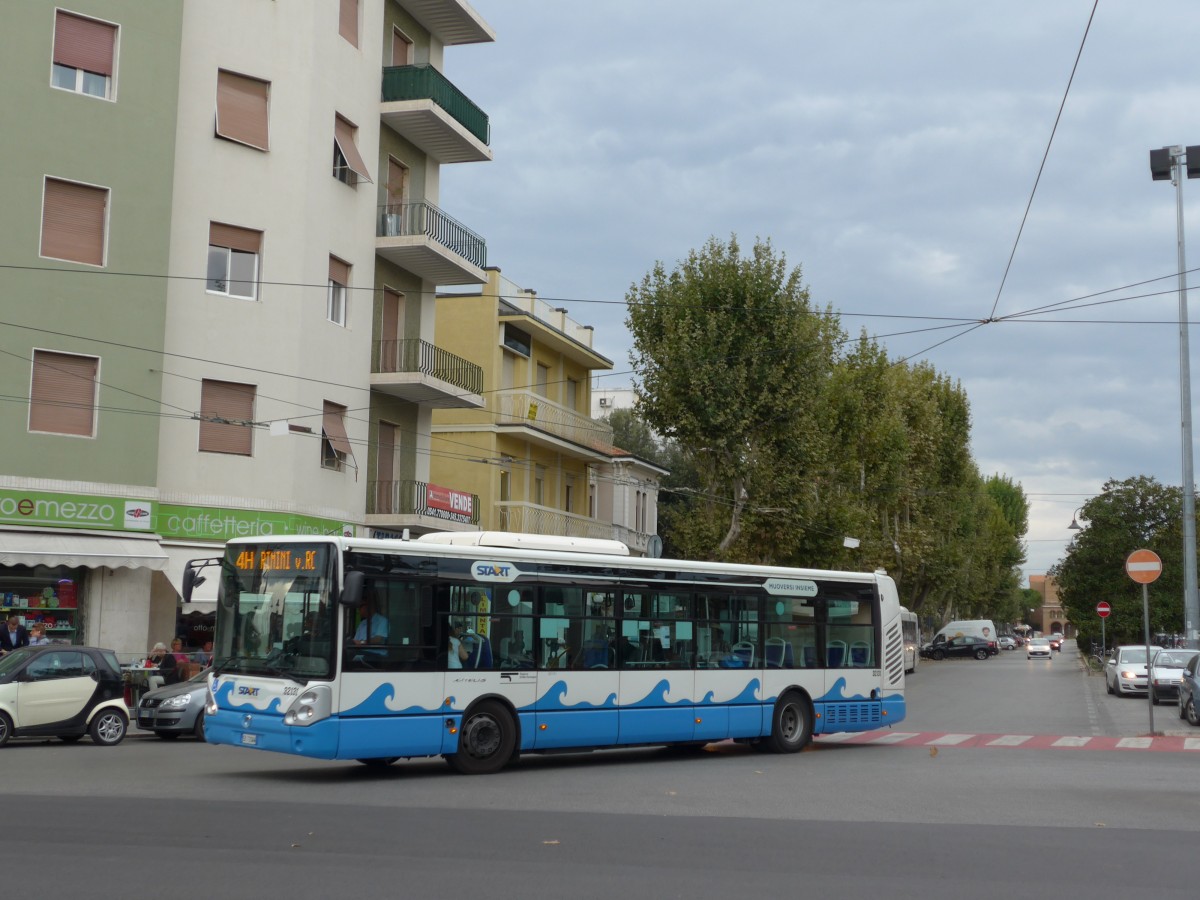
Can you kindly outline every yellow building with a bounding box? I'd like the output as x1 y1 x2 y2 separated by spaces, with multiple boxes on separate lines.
1028 574 1071 636
432 268 662 552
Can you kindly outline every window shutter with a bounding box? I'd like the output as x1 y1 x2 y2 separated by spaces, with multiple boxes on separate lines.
41 178 107 266
216 70 270 151
333 115 372 182
54 11 116 76
339 0 359 47
30 351 98 436
322 401 354 459
209 222 262 254
199 379 255 455
328 256 350 286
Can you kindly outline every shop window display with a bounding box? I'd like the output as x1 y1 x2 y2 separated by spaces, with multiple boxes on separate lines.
0 570 82 644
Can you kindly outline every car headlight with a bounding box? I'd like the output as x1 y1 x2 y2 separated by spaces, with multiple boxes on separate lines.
1120 670 1138 680
162 694 193 708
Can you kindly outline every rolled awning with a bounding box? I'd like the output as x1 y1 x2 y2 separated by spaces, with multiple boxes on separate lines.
159 543 220 606
0 531 168 571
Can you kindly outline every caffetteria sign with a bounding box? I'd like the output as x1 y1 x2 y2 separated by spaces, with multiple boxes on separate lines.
0 489 350 540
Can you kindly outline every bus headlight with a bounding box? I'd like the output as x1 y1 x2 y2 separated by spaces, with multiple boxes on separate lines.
205 689 217 716
284 684 332 727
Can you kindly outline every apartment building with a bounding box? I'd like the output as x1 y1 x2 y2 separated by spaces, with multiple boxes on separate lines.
430 269 666 556
0 0 494 656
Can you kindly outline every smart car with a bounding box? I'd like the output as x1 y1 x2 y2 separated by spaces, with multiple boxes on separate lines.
0 645 128 746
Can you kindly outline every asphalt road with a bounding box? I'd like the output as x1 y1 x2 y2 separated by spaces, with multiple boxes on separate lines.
4 642 1196 899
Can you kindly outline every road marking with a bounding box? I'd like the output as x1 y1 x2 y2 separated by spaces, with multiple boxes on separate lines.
986 734 1032 746
866 732 920 744
925 733 973 745
1185 738 1200 751
1051 736 1092 748
1115 736 1154 749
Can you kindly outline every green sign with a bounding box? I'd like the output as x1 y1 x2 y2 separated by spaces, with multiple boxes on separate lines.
0 488 352 540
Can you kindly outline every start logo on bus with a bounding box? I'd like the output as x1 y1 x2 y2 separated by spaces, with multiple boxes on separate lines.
472 560 524 582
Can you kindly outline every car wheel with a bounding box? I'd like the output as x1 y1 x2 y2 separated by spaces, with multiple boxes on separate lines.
1180 694 1189 721
89 708 128 746
446 700 517 775
1188 698 1200 727
193 713 206 742
931 649 945 661
0 711 12 747
763 691 813 754
974 649 988 660
1106 676 1115 695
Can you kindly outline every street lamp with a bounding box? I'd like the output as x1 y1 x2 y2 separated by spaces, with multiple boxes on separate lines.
1150 144 1200 648
1067 507 1086 531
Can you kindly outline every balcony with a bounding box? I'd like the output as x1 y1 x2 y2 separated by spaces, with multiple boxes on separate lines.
495 390 614 454
377 201 486 285
372 338 484 408
381 65 491 164
496 502 612 541
367 479 480 532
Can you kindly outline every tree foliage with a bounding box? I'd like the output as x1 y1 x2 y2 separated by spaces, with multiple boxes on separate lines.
1052 476 1185 647
624 235 1027 626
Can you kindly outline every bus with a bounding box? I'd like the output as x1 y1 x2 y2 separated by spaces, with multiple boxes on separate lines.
186 531 907 774
899 606 920 674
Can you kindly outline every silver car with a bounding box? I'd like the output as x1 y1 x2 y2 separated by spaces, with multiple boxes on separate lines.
136 668 209 740
1148 649 1199 704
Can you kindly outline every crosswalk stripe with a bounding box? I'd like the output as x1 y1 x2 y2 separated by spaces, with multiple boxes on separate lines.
986 734 1032 746
1051 736 1092 747
1115 737 1154 749
866 732 920 744
926 733 973 745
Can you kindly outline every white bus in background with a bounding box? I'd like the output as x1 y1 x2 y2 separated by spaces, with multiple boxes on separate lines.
186 531 909 774
899 607 920 674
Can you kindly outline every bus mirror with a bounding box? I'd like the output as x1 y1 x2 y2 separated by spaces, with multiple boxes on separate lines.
182 565 206 603
340 570 364 607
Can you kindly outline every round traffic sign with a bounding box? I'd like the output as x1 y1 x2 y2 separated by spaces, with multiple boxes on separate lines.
1125 548 1163 584
1096 601 1111 618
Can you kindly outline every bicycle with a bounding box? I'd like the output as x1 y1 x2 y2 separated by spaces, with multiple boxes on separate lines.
1087 642 1109 673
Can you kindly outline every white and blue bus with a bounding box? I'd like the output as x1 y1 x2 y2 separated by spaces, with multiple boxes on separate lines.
899 606 920 674
187 531 907 774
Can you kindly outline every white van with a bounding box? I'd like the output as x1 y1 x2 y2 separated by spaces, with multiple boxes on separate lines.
930 619 997 652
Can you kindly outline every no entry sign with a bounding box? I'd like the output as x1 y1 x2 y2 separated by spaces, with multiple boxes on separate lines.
1125 549 1163 584
1096 601 1111 618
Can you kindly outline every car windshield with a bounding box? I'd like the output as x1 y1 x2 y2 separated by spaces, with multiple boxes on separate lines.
1120 648 1150 663
1153 651 1193 668
1030 639 1049 646
0 647 37 676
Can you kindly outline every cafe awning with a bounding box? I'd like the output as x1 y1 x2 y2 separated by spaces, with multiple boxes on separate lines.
0 530 168 571
159 543 220 607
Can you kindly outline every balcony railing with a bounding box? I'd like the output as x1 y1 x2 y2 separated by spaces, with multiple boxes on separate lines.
496 390 614 451
382 64 490 145
374 338 483 395
368 479 480 525
496 502 612 540
377 201 487 270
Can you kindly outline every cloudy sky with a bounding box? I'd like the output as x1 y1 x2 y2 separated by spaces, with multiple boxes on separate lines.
439 0 1200 582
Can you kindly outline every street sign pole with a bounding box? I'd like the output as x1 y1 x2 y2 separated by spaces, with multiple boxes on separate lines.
1126 549 1164 736
1142 582 1155 736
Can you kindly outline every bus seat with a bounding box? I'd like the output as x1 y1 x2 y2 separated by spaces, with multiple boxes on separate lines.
801 645 817 668
464 634 492 669
764 637 787 668
731 641 755 667
827 640 847 668
850 641 871 667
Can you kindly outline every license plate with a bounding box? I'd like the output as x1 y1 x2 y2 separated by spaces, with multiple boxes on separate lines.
241 733 258 746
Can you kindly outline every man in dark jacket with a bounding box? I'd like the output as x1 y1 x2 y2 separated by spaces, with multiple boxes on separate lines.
0 615 30 655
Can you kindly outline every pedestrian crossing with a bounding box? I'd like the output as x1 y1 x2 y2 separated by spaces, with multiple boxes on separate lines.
812 729 1200 752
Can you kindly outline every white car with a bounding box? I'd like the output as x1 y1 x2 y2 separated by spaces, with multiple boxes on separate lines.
1105 645 1163 696
997 636 1017 650
1148 649 1198 705
1027 638 1052 660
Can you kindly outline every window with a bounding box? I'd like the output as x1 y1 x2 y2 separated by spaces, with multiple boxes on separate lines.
328 256 350 325
338 0 359 47
51 11 117 99
333 115 371 185
534 465 545 506
535 363 549 397
321 401 352 471
41 177 108 266
502 324 531 358
29 350 98 437
215 70 269 151
199 379 255 456
206 222 261 299
566 377 579 410
391 28 413 65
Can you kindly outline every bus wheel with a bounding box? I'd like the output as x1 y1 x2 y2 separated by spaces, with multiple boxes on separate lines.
764 692 812 754
447 701 516 775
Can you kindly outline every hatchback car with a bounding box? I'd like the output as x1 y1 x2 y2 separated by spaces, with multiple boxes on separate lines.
1027 638 1052 660
920 635 992 660
1047 634 1064 651
1148 649 1199 704
997 636 1017 651
1105 645 1162 696
0 645 128 746
137 667 209 740
1178 653 1200 726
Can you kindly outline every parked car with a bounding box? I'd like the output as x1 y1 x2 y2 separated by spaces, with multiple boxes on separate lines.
1148 649 1199 705
137 667 210 740
0 645 128 746
920 635 992 661
1027 638 1052 660
1178 653 1200 726
997 636 1017 651
1105 645 1162 696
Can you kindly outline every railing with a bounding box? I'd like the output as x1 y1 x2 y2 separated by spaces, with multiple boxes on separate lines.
377 201 487 270
368 479 480 525
374 338 483 395
495 390 614 451
381 64 490 145
496 502 611 540
612 524 650 555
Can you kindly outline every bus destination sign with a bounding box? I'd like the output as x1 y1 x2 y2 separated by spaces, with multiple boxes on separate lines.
232 548 323 572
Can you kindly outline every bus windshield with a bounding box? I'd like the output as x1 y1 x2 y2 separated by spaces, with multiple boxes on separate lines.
215 543 337 680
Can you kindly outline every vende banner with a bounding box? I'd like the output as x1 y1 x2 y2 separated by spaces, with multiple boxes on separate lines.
424 484 474 524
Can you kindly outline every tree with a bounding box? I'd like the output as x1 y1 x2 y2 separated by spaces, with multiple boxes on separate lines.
601 407 662 465
1052 476 1185 647
626 235 842 558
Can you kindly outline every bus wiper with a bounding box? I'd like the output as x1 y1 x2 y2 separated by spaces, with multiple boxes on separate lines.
262 650 307 685
212 655 254 676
